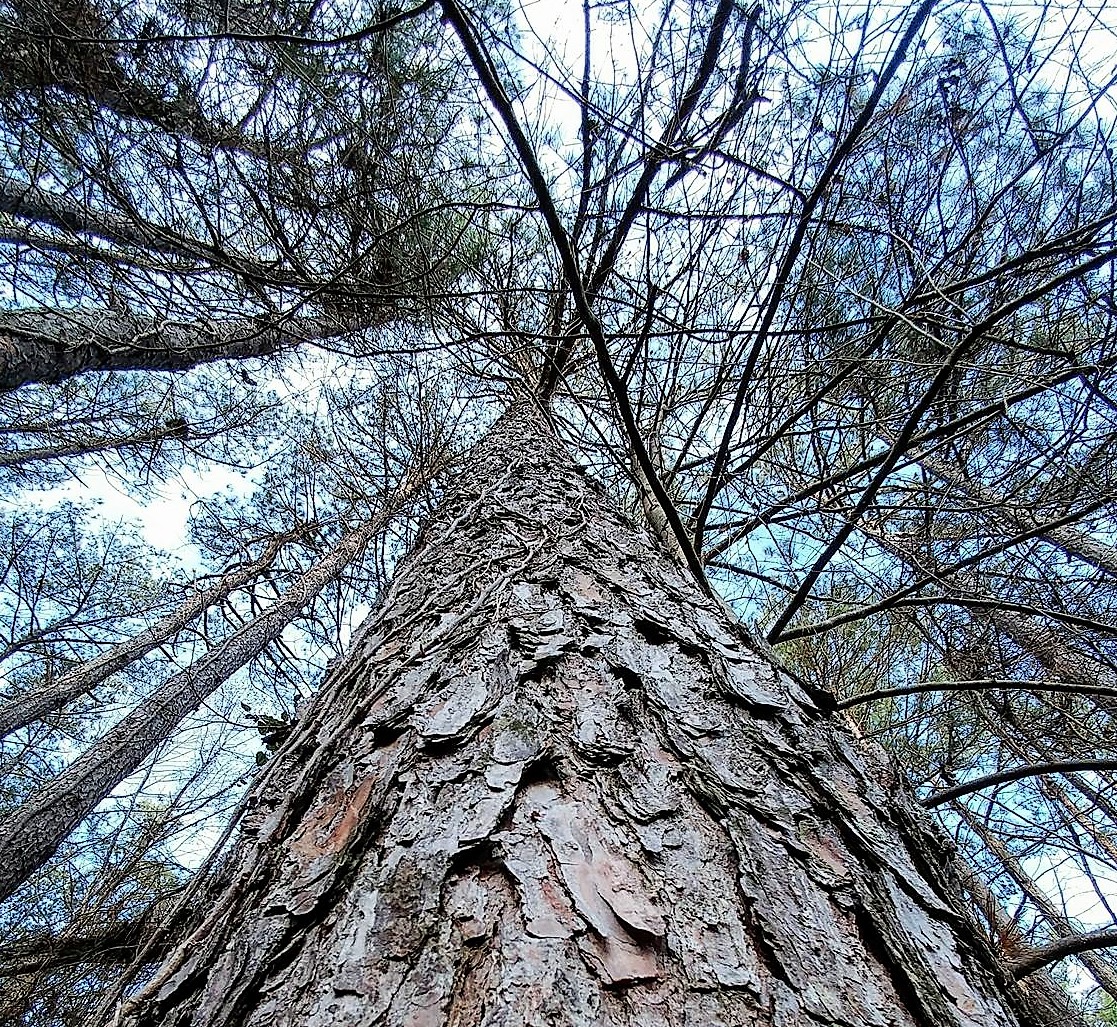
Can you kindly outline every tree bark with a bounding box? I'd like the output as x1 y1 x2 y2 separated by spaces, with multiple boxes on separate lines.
119 404 1065 1027
0 311 313 391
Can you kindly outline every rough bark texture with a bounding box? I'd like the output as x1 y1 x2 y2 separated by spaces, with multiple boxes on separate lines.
0 311 397 392
122 405 1065 1027
0 312 289 391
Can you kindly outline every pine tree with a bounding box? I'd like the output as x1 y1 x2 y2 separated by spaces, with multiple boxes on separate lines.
2 0 1117 1022
114 404 1072 1026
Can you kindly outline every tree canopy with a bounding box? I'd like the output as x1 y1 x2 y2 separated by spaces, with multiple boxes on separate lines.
2 0 1117 1021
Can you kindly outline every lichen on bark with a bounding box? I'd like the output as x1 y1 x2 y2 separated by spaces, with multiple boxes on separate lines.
120 403 1071 1027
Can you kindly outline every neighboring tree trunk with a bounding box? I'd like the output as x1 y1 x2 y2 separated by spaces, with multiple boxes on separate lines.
0 420 192 470
956 804 1117 997
0 528 304 739
0 177 200 261
0 311 373 392
991 610 1117 690
115 404 1069 1027
0 493 412 903
917 452 1117 580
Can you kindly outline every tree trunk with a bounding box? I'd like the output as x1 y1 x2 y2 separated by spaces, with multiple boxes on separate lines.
0 421 193 470
0 312 291 391
0 499 409 903
0 311 397 392
0 527 302 739
992 609 1117 690
119 404 1068 1027
0 177 206 261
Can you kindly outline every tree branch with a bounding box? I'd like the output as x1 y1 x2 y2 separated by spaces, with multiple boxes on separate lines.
923 760 1117 809
1011 928 1117 978
836 679 1117 710
439 0 711 593
767 247 1117 643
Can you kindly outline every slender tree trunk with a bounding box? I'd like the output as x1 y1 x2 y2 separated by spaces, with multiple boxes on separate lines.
0 497 409 903
0 528 303 739
0 177 200 260
119 405 1067 1027
0 421 194 469
0 311 390 391
917 452 1117 580
992 610 1117 689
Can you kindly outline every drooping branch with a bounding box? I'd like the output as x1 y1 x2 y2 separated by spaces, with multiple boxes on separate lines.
991 610 1117 689
0 178 430 307
916 451 1117 580
3 1 438 74
774 497 1110 643
0 177 204 261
